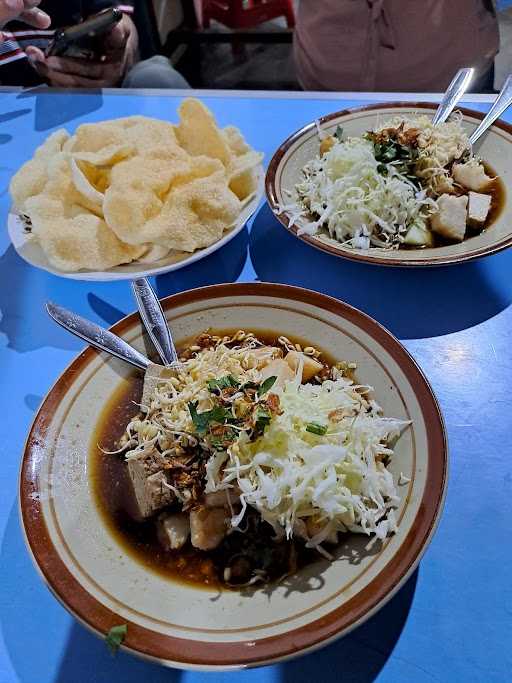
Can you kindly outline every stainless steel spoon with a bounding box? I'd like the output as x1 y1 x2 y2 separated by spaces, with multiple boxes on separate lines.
131 277 180 367
469 74 512 145
46 301 150 371
432 68 474 125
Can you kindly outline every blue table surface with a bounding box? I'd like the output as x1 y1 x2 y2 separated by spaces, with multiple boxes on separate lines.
0 88 511 683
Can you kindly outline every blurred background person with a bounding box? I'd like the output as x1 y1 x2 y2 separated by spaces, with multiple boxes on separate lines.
495 0 512 87
293 0 499 92
0 0 188 88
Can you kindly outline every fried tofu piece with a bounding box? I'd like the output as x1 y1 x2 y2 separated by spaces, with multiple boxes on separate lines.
430 194 468 242
285 351 324 382
467 191 492 228
142 363 178 406
126 462 174 520
453 161 493 192
403 223 434 247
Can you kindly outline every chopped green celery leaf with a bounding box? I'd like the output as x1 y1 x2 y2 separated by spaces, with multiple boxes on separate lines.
259 376 277 395
105 624 127 655
254 407 272 436
188 402 230 434
306 422 328 436
207 375 239 392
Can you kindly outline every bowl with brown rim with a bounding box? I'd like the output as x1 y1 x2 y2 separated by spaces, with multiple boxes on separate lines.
20 283 447 669
266 102 511 267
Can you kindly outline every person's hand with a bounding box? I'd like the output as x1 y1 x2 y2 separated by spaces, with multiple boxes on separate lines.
25 14 138 88
0 0 50 39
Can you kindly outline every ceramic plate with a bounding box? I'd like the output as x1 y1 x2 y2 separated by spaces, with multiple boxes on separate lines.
266 103 512 267
20 283 447 669
8 171 263 282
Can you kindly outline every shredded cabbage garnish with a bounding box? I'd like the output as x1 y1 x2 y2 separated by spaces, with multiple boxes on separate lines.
207 373 409 551
116 331 410 556
294 137 434 249
290 113 472 250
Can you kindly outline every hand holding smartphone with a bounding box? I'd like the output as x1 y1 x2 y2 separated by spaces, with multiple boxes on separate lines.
45 7 123 60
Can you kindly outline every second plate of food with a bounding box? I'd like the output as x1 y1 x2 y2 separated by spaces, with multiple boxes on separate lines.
21 283 447 669
8 98 263 281
266 103 510 266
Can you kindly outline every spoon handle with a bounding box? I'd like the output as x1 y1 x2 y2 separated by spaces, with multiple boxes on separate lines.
131 278 179 367
432 68 474 125
46 302 150 371
469 74 512 145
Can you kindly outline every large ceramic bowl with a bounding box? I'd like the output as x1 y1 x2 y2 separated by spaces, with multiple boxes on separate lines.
20 283 447 669
266 103 512 267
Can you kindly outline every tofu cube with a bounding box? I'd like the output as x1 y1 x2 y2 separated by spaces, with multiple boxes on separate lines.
453 161 493 192
285 351 324 382
430 194 468 242
126 462 174 520
259 358 295 388
403 223 434 247
467 191 492 228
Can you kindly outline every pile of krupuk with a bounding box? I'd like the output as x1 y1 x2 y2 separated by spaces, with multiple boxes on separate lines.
10 98 262 272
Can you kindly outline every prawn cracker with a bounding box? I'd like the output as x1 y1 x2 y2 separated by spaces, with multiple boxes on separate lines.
175 98 232 166
228 151 263 200
9 129 70 212
25 193 144 272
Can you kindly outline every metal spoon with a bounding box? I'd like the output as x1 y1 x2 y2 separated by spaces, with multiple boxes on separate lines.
469 74 512 145
432 68 474 125
131 277 180 367
46 301 150 371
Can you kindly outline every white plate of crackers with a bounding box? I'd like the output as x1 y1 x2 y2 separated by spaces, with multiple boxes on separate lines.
8 98 263 281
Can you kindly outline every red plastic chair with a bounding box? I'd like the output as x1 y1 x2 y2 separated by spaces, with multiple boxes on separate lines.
200 0 295 30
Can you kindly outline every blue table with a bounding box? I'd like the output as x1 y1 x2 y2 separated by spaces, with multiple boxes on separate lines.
0 88 511 683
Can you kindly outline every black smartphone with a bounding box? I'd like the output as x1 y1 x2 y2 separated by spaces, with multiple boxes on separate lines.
45 7 123 59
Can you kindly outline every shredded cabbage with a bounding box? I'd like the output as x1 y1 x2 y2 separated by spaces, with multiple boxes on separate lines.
289 113 474 250
295 137 434 249
207 374 409 552
118 332 410 555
